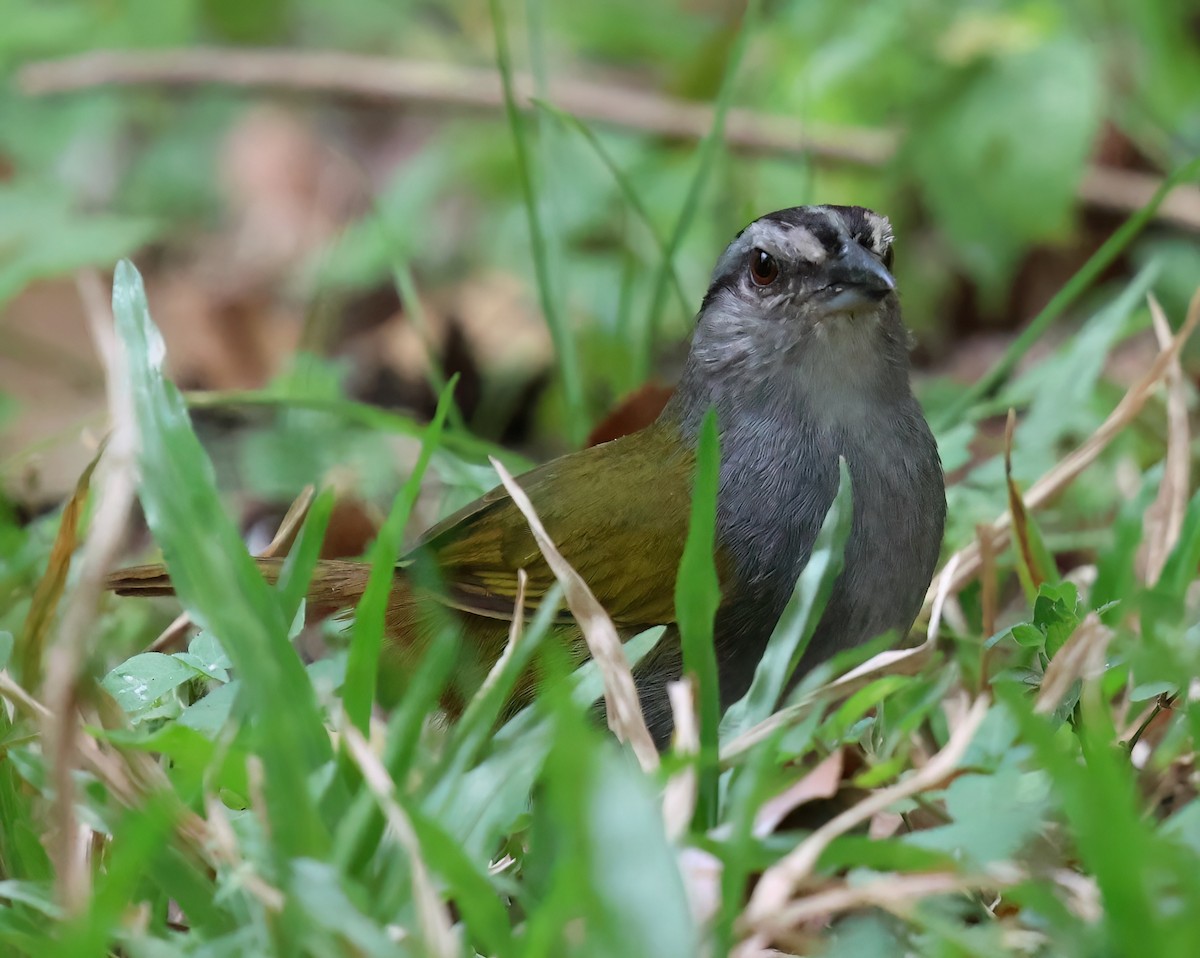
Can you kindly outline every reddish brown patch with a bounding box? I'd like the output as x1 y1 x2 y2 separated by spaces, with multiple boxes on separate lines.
586 383 674 447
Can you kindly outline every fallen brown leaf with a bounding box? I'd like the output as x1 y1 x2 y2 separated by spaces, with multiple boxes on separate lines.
741 696 990 938
753 750 844 838
18 448 102 686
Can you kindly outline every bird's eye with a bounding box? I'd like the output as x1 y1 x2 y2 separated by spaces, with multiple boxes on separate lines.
881 244 894 270
748 249 779 287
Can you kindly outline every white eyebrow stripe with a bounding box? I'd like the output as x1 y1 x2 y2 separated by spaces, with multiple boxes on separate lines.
714 221 828 275
783 226 826 263
864 212 893 254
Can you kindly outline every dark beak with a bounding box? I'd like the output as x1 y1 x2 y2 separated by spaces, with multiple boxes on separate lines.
822 243 895 311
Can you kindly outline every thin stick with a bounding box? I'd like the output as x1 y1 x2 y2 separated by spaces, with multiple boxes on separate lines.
18 49 1200 228
340 717 458 957
491 457 660 771
662 678 699 841
760 869 1013 930
40 270 140 913
1139 294 1190 584
741 696 989 937
489 2 586 444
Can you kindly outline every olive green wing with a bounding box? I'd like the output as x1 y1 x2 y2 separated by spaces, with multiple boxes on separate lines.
410 424 695 628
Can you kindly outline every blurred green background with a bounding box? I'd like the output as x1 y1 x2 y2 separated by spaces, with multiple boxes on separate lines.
3 4 1200 955
2 0 1199 518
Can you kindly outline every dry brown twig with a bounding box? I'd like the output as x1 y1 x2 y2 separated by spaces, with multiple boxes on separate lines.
1034 613 1114 716
739 695 990 942
742 868 1018 936
340 716 459 957
5 271 232 913
491 457 660 772
259 484 317 557
663 678 699 841
0 664 212 860
1139 293 1191 584
18 49 1200 229
924 287 1200 612
36 270 141 912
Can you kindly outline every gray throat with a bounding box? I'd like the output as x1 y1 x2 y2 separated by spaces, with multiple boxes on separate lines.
660 303 945 704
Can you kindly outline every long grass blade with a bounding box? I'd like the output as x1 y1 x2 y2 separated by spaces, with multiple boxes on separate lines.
720 460 852 741
640 0 761 375
490 0 587 444
675 408 723 826
342 378 456 733
112 260 330 857
534 100 692 319
935 153 1200 429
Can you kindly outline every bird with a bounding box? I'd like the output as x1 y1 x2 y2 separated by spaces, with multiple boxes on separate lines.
108 204 946 748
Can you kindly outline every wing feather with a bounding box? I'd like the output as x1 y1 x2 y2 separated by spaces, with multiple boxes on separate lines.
410 423 695 628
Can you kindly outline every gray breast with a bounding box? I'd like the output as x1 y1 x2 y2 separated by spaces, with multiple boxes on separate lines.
711 394 945 706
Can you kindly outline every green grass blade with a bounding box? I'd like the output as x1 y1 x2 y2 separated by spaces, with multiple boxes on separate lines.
935 153 1200 430
341 378 456 733
1091 468 1157 620
407 805 516 956
720 459 852 741
49 792 178 957
999 685 1175 954
1153 486 1200 598
533 100 692 319
274 486 336 618
183 389 532 473
390 263 468 434
434 581 562 783
711 729 780 954
490 0 587 445
112 260 330 857
641 0 761 374
333 629 460 878
675 408 723 826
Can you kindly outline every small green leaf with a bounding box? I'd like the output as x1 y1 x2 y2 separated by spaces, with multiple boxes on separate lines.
905 766 1052 867
1010 623 1046 649
1130 681 1175 703
112 260 330 856
171 631 232 681
177 679 240 738
102 653 196 713
1034 581 1081 658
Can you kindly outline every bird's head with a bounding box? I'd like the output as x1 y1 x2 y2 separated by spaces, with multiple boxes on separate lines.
681 205 912 416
